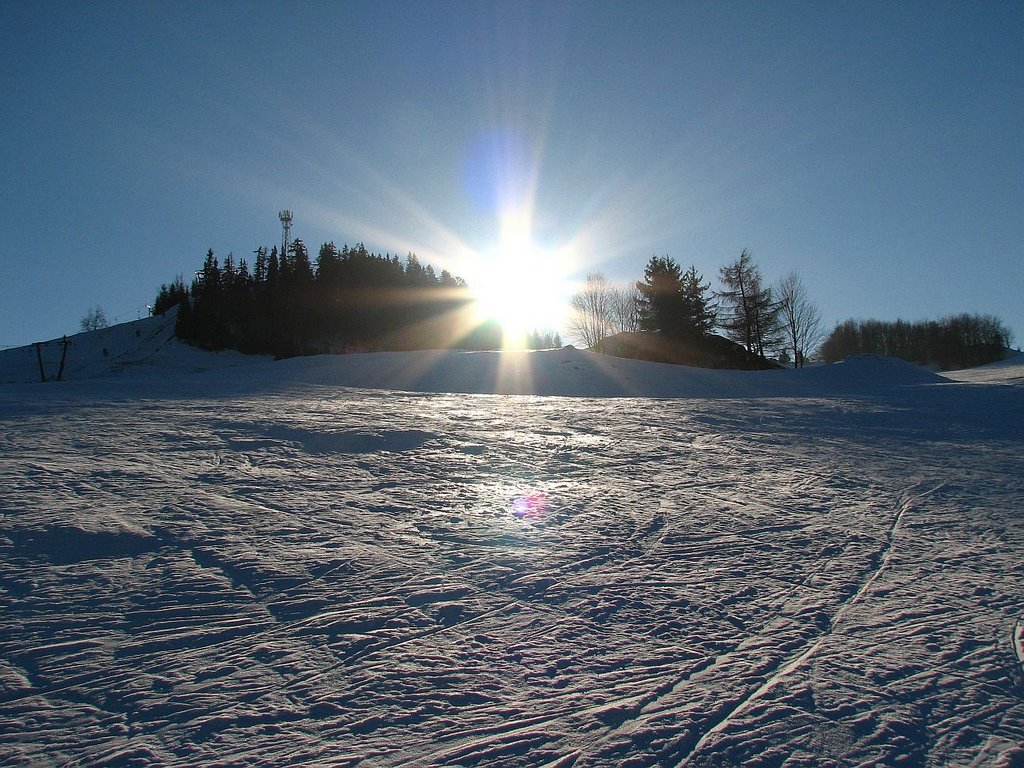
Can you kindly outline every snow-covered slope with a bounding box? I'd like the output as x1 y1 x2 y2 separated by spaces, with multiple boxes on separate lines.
0 310 260 385
1 320 1022 767
0 312 960 397
944 349 1024 386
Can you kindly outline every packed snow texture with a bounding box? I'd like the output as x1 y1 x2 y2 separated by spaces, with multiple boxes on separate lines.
1 316 1022 766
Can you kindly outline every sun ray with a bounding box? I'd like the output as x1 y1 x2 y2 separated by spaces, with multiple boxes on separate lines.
244 105 592 351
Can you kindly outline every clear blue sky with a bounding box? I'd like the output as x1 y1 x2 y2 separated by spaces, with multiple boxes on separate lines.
2 0 1021 349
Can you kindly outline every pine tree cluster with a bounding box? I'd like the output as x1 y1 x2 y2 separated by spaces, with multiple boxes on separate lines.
153 242 502 357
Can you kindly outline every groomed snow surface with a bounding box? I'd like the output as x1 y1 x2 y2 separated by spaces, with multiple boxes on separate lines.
1 316 1023 767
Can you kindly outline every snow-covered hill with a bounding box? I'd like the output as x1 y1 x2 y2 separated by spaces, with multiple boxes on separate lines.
1 318 1022 766
0 310 259 385
944 349 1024 387
9 311 1020 396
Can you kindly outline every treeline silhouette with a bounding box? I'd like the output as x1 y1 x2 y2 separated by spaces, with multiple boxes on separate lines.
819 314 1011 370
153 241 513 357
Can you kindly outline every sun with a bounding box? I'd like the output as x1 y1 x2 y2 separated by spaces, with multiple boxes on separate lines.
469 216 572 346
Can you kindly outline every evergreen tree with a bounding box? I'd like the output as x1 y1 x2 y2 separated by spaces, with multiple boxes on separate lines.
637 257 715 340
716 250 779 357
152 276 189 315
157 235 475 357
439 269 464 288
184 249 228 347
198 249 221 295
289 239 314 285
405 253 427 283
679 265 717 337
253 247 268 284
525 329 562 349
315 242 342 284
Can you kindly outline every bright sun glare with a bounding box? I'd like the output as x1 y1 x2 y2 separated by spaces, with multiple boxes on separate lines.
470 214 572 346
316 127 581 349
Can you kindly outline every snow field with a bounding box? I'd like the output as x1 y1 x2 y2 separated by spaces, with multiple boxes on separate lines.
1 363 1023 766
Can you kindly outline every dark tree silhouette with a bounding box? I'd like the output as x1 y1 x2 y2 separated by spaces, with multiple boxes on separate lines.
819 314 1013 370
152 276 189 316
158 240 477 357
717 250 779 358
776 271 823 368
80 306 109 332
525 329 563 349
637 257 716 341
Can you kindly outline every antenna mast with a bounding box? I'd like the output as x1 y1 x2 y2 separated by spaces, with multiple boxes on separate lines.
279 210 293 256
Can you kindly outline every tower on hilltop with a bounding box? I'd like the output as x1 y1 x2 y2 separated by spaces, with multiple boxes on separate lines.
279 210 293 256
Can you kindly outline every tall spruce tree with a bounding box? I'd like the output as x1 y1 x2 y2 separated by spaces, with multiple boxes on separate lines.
679 265 717 337
637 257 716 341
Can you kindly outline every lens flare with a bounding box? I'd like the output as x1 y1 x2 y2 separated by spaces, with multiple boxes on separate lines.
512 491 549 519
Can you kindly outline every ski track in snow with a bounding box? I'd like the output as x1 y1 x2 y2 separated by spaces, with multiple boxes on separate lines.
1 370 1023 766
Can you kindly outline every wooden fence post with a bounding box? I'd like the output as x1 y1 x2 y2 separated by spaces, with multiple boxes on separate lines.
56 336 70 381
34 342 47 383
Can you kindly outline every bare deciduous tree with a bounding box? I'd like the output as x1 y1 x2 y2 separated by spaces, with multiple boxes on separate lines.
611 285 641 334
80 306 109 333
776 271 822 367
569 272 616 348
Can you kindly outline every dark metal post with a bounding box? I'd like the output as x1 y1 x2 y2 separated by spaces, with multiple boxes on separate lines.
56 336 70 381
34 342 47 382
